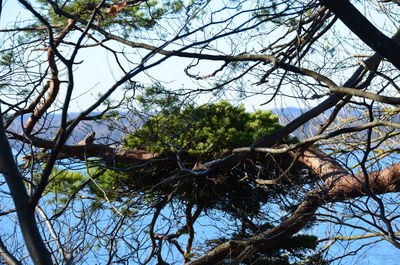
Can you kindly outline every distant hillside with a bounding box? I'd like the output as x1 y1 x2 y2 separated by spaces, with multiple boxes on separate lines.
268 107 323 139
8 112 140 146
8 107 334 146
269 106 396 141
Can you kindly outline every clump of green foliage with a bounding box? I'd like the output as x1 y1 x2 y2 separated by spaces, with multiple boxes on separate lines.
46 85 302 209
37 0 187 33
109 86 304 213
124 100 282 156
45 86 323 264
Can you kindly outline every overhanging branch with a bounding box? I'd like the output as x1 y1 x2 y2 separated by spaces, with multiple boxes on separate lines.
320 0 400 70
188 146 400 264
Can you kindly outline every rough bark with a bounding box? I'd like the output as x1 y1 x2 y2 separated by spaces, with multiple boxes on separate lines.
14 133 161 162
23 19 76 135
188 146 400 264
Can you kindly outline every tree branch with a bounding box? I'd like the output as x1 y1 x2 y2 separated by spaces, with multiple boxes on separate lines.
320 0 400 70
0 106 53 264
0 237 21 265
329 86 400 105
23 18 76 134
189 145 400 264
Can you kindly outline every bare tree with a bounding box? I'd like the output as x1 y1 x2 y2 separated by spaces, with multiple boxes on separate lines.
1 0 400 264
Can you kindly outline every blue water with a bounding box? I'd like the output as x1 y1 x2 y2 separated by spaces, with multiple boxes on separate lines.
330 240 399 264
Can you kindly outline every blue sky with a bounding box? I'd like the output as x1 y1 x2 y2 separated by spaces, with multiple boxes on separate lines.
0 0 314 114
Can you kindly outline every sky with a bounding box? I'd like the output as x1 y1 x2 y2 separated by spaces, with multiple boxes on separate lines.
0 0 314 115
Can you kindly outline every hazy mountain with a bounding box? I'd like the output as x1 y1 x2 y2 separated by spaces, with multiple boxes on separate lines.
7 112 136 146
269 107 322 139
8 107 331 146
